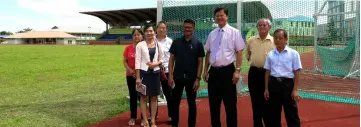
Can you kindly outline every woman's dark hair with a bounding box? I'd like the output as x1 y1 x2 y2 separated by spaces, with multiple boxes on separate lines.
143 25 155 33
156 20 167 28
132 29 143 35
273 28 288 38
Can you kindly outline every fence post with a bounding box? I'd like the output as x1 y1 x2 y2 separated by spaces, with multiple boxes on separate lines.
313 0 319 72
237 0 243 32
157 0 164 24
354 0 360 76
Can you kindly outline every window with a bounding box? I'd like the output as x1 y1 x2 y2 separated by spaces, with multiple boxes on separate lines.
336 23 340 28
68 40 72 44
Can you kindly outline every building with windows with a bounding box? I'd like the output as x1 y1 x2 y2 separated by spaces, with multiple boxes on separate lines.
327 1 357 40
4 31 77 45
273 15 315 36
50 26 103 44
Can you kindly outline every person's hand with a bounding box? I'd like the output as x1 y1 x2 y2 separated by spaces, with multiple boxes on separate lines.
147 62 158 69
264 89 269 100
193 79 200 92
168 75 174 88
136 78 142 87
203 72 209 83
127 68 134 74
232 71 240 84
292 90 301 102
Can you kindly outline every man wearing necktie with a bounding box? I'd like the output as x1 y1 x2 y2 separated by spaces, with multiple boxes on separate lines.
204 7 245 127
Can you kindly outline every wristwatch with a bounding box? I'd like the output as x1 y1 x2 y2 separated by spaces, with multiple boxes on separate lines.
236 68 241 72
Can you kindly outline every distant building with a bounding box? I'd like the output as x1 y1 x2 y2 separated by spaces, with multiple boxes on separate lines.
273 15 315 36
4 31 77 45
327 1 357 39
50 26 103 44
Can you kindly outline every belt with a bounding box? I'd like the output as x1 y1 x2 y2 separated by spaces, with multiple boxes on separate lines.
211 63 234 69
271 76 293 82
250 66 265 70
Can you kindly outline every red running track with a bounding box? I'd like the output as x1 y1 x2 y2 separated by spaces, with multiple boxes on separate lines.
85 97 359 127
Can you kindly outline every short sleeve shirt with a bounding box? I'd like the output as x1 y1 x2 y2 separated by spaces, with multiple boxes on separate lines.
123 45 136 76
169 36 205 80
263 46 302 78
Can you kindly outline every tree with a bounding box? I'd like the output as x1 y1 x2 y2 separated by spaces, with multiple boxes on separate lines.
51 26 59 29
327 18 337 41
0 31 13 35
16 28 33 33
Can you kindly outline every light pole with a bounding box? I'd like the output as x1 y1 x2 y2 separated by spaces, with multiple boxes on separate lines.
88 26 91 44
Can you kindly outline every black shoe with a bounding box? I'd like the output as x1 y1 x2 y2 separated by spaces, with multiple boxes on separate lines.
166 117 172 125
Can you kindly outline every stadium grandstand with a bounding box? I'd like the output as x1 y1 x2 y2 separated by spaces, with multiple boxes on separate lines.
79 1 272 45
80 8 157 45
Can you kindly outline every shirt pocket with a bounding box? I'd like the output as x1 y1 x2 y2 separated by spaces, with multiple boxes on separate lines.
223 34 234 51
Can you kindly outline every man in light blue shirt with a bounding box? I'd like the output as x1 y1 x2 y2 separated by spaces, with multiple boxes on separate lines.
263 28 301 127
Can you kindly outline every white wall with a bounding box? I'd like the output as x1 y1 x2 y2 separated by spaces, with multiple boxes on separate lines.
65 39 76 45
5 39 24 44
56 38 76 45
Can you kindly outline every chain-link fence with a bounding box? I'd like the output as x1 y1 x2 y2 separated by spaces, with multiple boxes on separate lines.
159 0 360 104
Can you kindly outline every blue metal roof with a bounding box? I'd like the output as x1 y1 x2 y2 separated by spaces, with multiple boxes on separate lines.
274 15 314 22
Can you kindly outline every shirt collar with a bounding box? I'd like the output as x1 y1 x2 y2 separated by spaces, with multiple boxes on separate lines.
183 36 193 43
155 35 168 42
274 45 289 54
284 45 290 51
217 23 230 31
255 34 272 41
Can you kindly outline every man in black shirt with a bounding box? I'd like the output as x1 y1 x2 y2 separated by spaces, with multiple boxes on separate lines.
168 19 205 127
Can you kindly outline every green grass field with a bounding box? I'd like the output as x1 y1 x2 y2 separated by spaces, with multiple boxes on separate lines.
0 45 129 127
0 45 313 127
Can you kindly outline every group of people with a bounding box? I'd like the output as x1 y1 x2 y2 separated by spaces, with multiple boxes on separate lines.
123 7 302 127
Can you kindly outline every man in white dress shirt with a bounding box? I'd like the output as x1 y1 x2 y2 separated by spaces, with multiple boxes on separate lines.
203 7 245 127
264 28 301 127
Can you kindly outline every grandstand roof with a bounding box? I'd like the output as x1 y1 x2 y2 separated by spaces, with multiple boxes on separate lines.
80 1 272 26
80 8 156 26
5 31 77 39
